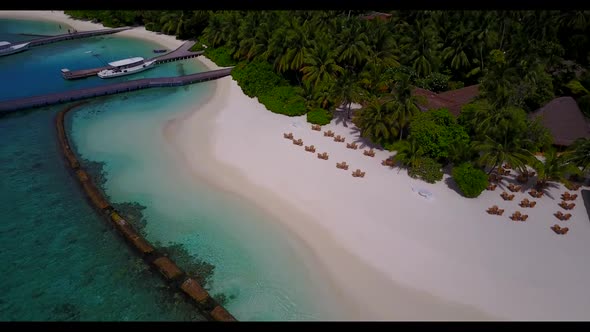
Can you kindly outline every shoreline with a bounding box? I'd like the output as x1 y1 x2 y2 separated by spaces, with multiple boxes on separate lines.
0 11 186 51
4 11 590 320
163 64 496 319
167 57 590 320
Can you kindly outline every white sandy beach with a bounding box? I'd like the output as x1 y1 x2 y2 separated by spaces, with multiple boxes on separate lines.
167 66 590 319
0 11 185 50
4 10 590 320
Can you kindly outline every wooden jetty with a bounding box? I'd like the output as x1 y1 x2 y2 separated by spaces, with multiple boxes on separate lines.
0 67 233 113
55 102 237 322
61 41 203 80
26 27 131 48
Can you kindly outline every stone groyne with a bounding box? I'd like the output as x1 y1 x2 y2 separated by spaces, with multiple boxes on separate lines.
56 101 237 322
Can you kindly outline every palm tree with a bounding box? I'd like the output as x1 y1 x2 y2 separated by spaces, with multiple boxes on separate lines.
390 73 420 140
330 72 366 127
365 19 399 68
334 20 370 70
473 136 533 175
353 98 397 144
301 41 344 89
532 147 580 188
284 18 312 72
159 11 182 36
392 137 424 169
566 138 590 175
202 14 224 47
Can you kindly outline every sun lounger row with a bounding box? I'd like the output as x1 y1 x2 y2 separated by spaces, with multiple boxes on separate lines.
324 130 335 137
317 152 329 160
558 201 576 210
497 167 511 176
352 169 365 178
519 198 536 208
487 184 498 191
489 174 503 183
551 224 569 235
305 145 316 153
334 135 345 142
283 132 294 140
346 142 358 150
561 192 578 201
528 189 544 198
363 149 375 157
382 157 395 167
510 211 528 222
293 138 303 146
336 161 349 170
554 211 572 221
486 205 504 215
507 184 522 192
501 191 515 201
311 124 322 131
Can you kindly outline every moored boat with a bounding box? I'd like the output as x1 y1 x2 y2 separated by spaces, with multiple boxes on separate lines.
97 57 156 79
0 41 30 57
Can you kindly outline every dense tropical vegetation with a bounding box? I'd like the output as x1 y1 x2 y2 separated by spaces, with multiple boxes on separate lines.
65 10 590 194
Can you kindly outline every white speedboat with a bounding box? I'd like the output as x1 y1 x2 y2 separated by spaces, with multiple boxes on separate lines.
97 57 156 79
0 41 30 57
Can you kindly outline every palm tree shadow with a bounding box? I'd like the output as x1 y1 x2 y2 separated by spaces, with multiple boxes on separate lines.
347 126 383 150
538 182 560 200
331 107 348 127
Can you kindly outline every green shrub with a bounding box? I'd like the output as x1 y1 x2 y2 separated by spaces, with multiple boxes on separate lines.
306 108 333 125
448 81 465 90
409 108 470 161
204 46 237 67
451 163 489 198
415 72 451 92
408 157 443 183
258 86 307 116
231 61 287 97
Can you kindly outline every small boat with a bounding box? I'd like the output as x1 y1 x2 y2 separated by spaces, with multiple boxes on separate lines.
153 49 167 53
0 41 30 57
97 57 157 79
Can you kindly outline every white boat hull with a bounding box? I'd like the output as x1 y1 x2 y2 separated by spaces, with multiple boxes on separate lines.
0 43 29 57
97 61 156 79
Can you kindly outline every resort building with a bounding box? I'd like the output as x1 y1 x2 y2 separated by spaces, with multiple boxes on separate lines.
529 96 590 147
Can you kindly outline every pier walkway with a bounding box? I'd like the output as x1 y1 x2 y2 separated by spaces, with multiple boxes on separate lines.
62 41 202 80
26 27 131 48
0 67 232 113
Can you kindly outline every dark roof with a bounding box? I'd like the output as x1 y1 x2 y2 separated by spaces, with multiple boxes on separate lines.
530 96 590 146
412 85 480 117
361 12 393 21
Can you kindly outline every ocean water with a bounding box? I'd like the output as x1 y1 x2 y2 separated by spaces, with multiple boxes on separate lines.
0 18 196 102
0 18 341 321
68 87 341 321
0 18 208 321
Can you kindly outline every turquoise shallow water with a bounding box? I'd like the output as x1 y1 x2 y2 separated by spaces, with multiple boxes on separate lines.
0 17 341 321
0 19 196 102
68 87 341 321
0 18 208 321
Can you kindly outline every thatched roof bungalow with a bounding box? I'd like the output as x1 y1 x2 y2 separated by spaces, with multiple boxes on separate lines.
529 96 590 146
412 85 480 117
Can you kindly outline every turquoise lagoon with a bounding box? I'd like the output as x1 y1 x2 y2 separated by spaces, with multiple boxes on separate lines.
0 18 342 320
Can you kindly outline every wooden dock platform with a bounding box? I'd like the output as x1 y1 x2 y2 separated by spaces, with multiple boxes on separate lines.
62 41 202 80
26 27 131 48
0 67 233 113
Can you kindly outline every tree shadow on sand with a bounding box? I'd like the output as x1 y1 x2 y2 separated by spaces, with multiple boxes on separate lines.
444 177 463 196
